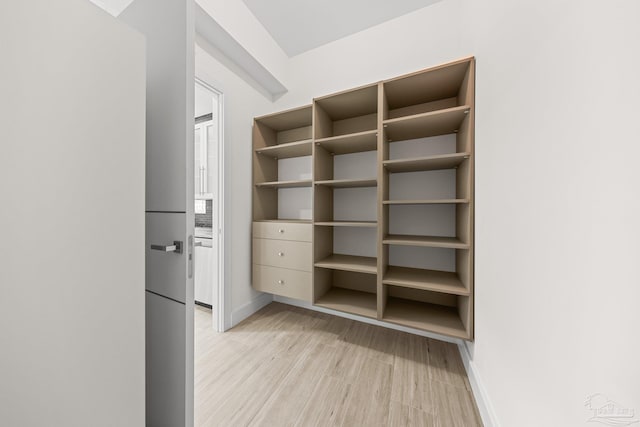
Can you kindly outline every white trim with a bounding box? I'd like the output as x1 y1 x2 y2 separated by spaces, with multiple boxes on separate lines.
231 293 273 327
458 342 500 427
194 78 227 333
273 296 461 345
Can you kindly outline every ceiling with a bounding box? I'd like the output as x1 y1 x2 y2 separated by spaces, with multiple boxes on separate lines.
242 0 443 57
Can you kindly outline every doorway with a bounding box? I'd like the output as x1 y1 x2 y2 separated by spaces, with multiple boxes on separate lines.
194 79 225 332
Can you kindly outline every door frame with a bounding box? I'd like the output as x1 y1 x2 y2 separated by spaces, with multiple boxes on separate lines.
194 77 229 332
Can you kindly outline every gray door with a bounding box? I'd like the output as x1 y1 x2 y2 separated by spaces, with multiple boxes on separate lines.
0 0 146 425
119 1 195 426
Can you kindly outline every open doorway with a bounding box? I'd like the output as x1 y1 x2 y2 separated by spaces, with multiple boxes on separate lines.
194 79 225 332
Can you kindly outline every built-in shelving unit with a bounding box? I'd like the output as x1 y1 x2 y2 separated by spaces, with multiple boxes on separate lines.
252 57 475 340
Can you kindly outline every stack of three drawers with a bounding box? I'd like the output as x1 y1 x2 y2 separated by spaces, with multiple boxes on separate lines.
252 221 312 302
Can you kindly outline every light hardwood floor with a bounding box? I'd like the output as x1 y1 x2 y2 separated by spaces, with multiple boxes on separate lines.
195 303 482 427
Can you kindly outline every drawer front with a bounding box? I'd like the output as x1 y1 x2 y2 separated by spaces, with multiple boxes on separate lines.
253 221 312 242
252 238 312 272
252 264 312 302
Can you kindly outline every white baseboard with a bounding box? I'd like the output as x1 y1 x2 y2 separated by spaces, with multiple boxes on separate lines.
458 342 500 427
230 292 273 327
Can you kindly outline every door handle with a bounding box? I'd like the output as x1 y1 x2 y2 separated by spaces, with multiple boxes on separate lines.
150 240 183 254
194 241 203 247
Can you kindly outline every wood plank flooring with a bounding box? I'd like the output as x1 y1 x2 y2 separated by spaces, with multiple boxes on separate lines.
195 303 482 427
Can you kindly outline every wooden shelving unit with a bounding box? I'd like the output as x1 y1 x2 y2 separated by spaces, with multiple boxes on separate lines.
252 57 475 340
253 105 313 222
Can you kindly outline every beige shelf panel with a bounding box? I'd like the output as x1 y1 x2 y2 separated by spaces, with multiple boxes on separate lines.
315 254 377 274
315 84 378 120
383 297 469 340
254 219 312 224
255 105 312 130
315 130 377 154
315 178 377 188
255 139 313 159
384 105 470 141
383 199 469 205
315 287 378 319
314 221 377 228
383 266 468 296
384 59 471 110
255 179 312 189
383 234 469 249
383 152 470 173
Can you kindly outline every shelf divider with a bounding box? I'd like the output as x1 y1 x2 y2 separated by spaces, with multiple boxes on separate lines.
383 234 469 249
383 199 468 205
383 266 468 296
255 179 312 189
383 297 469 339
384 105 470 141
315 288 377 319
315 130 378 155
314 221 377 228
314 178 377 188
314 254 377 274
255 139 313 159
383 152 470 173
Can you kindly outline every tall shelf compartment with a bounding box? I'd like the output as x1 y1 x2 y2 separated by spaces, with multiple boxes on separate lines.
313 84 379 319
252 57 475 340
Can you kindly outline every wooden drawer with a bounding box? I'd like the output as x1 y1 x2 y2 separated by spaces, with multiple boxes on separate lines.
253 221 312 242
252 238 312 272
252 264 312 302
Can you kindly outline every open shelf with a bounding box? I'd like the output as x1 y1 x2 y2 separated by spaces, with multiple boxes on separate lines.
316 287 377 319
315 178 377 188
384 106 470 141
255 179 312 189
315 221 377 228
383 199 468 205
383 152 469 173
383 297 468 339
255 139 313 159
254 219 312 224
383 234 469 249
383 266 468 296
315 254 377 274
315 130 377 155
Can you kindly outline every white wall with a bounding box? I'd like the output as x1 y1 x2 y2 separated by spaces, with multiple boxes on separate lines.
195 44 274 317
0 0 146 425
268 1 640 425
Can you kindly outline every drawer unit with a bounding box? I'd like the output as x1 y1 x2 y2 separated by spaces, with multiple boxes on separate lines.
252 238 312 272
252 264 312 302
253 221 312 242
